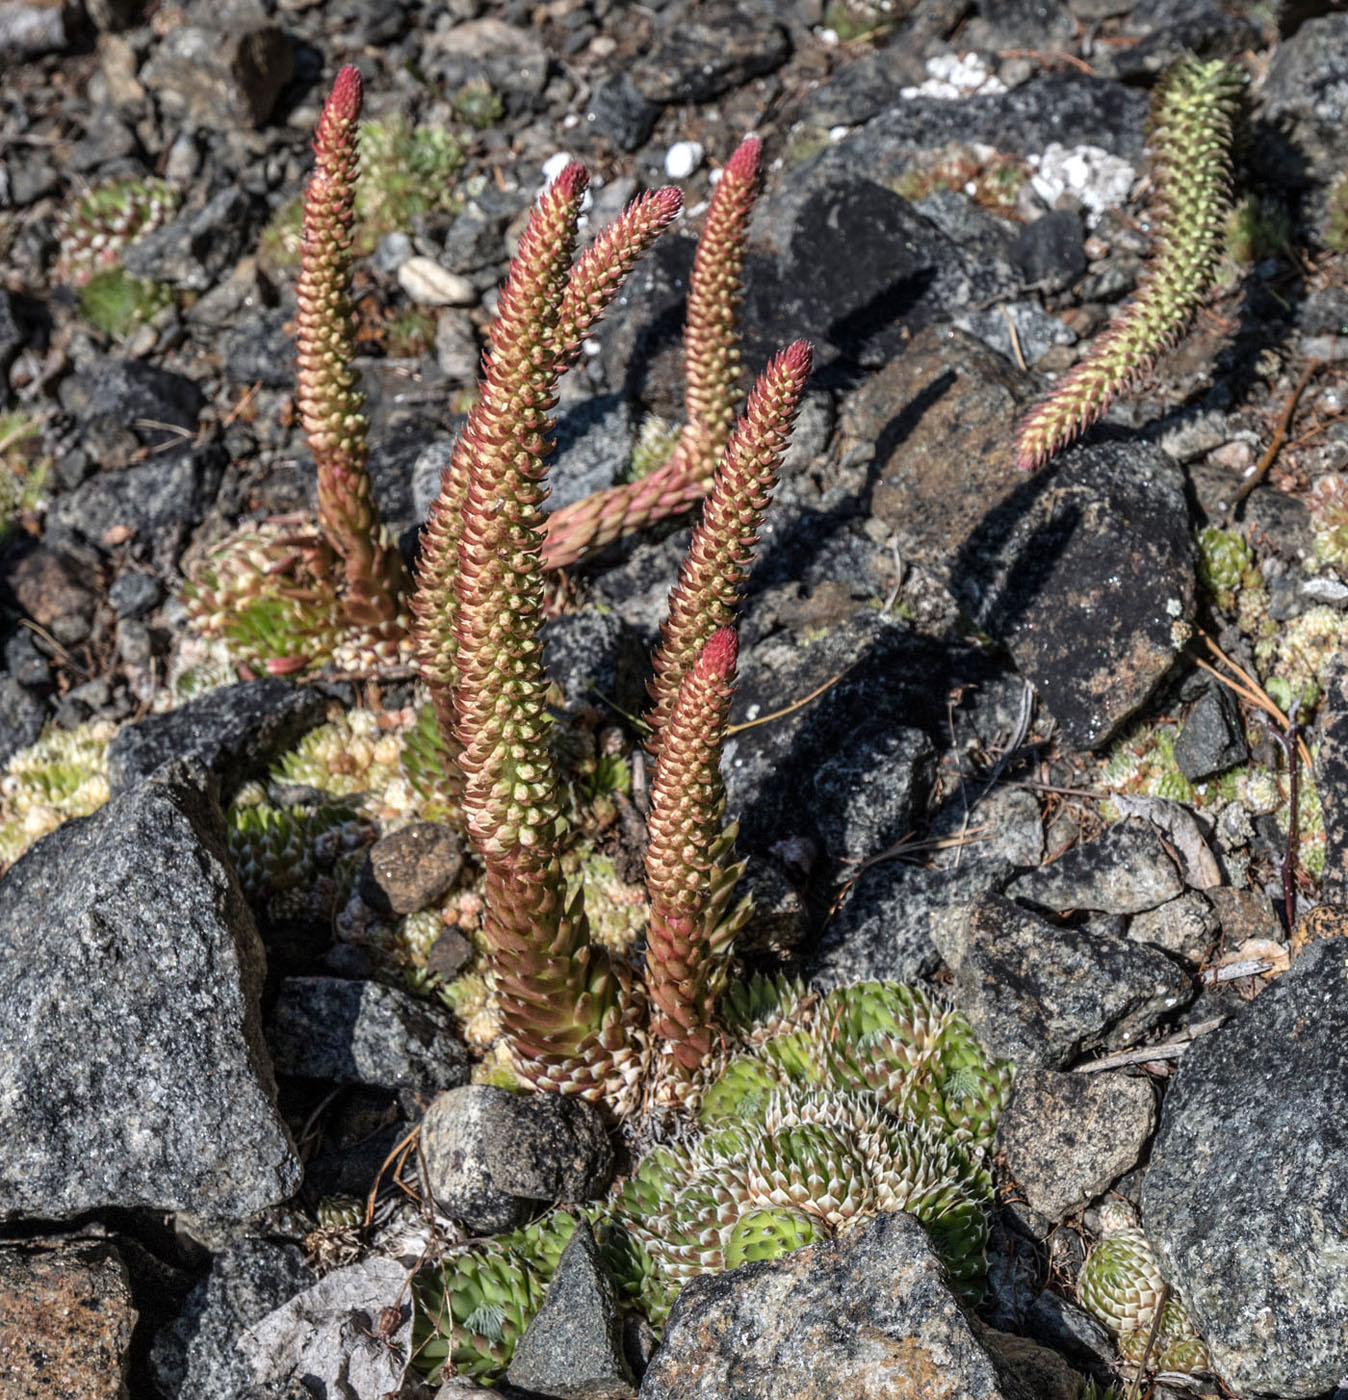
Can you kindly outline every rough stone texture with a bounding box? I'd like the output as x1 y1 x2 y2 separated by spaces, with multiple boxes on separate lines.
506 1222 633 1399
0 673 46 765
359 822 464 916
1172 684 1247 782
0 759 299 1219
107 678 327 799
1142 936 1348 1398
543 609 646 717
1007 819 1184 915
548 392 634 512
810 725 935 862
150 1238 315 1400
57 356 202 454
1262 15 1348 182
1128 892 1218 962
1312 656 1348 903
121 186 262 292
0 1238 136 1399
631 2 789 104
140 19 294 128
239 1257 413 1400
808 784 1043 989
999 1069 1157 1221
933 893 1192 1070
637 1212 1039 1400
421 1085 613 1234
266 978 469 1093
0 540 98 644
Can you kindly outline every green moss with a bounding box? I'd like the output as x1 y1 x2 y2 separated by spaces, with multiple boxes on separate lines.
1325 170 1348 253
77 268 172 339
452 83 504 131
1225 191 1290 266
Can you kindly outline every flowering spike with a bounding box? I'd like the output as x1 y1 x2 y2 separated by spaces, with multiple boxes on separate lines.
645 626 750 1103
645 339 812 747
411 162 649 1110
1014 57 1246 470
296 64 409 638
541 138 763 570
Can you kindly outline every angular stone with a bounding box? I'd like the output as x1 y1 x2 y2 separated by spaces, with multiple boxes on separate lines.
631 2 788 104
150 1238 314 1400
638 1212 1039 1399
507 1223 633 1399
0 541 98 644
140 20 293 128
1007 819 1184 915
108 678 327 800
0 674 46 766
266 978 469 1092
1142 937 1348 1398
360 822 464 916
810 726 935 862
999 1069 1157 1221
1262 15 1348 182
1128 892 1218 962
932 893 1192 1070
1172 684 1246 782
0 759 299 1219
121 186 262 292
0 1238 136 1399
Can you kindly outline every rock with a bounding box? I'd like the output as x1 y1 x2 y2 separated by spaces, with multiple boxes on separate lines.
1128 892 1218 962
0 0 67 56
542 609 645 716
0 290 23 379
426 928 473 981
266 978 469 1092
107 679 328 800
631 3 789 105
0 1237 136 1398
1253 15 1348 183
809 726 936 862
1103 7 1260 81
107 569 163 619
0 541 99 645
150 1238 315 1400
140 19 294 129
411 437 458 523
222 309 296 389
798 43 927 129
57 356 203 457
360 822 464 916
122 187 263 292
441 192 515 273
0 759 299 1219
0 674 45 764
933 893 1193 1071
549 393 634 513
425 18 549 103
1009 210 1086 294
999 1069 1157 1221
1290 903 1348 963
420 1084 613 1233
1142 936 1348 1398
1007 819 1184 915
977 1327 1085 1400
239 1257 414 1400
1172 684 1246 781
585 73 660 152
638 1211 1040 1400
397 256 476 307
1311 656 1348 902
435 309 479 381
808 785 1043 989
506 1222 633 1399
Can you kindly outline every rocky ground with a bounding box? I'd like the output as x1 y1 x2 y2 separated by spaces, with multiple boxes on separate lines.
3 0 1348 1397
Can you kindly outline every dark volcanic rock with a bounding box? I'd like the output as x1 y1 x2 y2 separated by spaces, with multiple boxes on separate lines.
507 1222 633 1399
121 186 263 291
638 1212 1038 1400
1310 657 1348 902
140 18 294 129
58 357 202 457
1007 818 1184 915
631 3 789 104
107 678 327 800
584 73 660 151
266 977 469 1092
1142 936 1348 1398
810 725 936 862
0 759 299 1219
1172 683 1247 781
933 893 1192 1070
999 1069 1157 1222
0 673 45 764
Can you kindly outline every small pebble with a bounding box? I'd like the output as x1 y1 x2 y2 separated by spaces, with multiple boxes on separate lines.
397 257 476 307
664 140 704 179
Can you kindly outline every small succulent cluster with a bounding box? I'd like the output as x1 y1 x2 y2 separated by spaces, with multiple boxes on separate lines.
1015 57 1246 469
893 142 1027 218
54 175 180 284
1306 474 1348 572
0 720 115 871
412 978 1011 1381
77 267 172 341
1078 1203 1209 1376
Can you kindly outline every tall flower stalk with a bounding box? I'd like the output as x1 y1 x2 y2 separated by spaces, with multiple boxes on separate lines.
1014 57 1245 470
295 64 409 644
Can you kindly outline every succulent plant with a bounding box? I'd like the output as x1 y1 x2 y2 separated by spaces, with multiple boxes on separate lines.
0 721 116 871
1015 57 1246 469
76 267 172 340
54 175 180 284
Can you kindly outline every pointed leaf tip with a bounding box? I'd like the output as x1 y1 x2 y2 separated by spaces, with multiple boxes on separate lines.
780 339 813 377
697 626 739 680
724 135 763 182
327 65 363 123
551 160 590 200
653 185 685 219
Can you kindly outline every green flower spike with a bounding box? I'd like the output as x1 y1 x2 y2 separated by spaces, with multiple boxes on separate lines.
541 136 765 569
296 64 410 650
1015 57 1246 470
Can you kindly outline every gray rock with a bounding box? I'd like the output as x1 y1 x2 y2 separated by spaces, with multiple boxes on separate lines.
107 569 163 619
1007 819 1184 915
506 1222 633 1398
0 541 97 647
542 609 645 716
638 1211 1039 1400
360 822 464 916
0 0 69 56
631 2 789 104
1310 656 1348 902
1173 684 1247 781
1103 7 1260 81
58 356 202 454
1128 892 1218 962
240 1257 414 1400
548 393 634 512
425 17 549 102
421 1085 613 1234
1009 210 1086 295
933 893 1193 1071
140 20 294 129
1142 936 1348 1398
122 186 262 292
1257 16 1348 182
150 1238 315 1400
266 978 469 1092
0 290 23 379
0 673 46 765
585 73 660 151
107 679 328 800
810 726 935 863
222 309 295 389
808 784 1042 990
999 1069 1157 1222
798 42 927 128
0 759 299 1219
